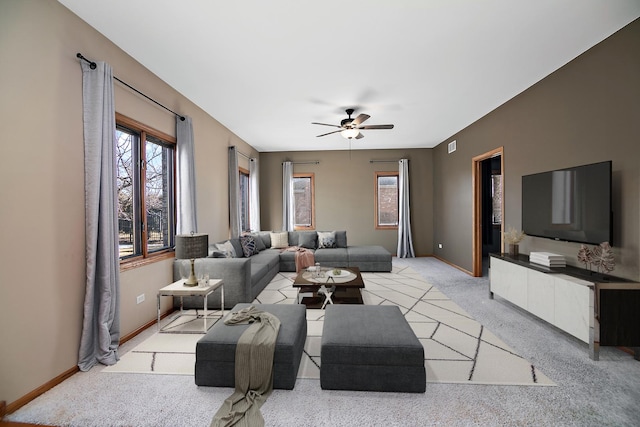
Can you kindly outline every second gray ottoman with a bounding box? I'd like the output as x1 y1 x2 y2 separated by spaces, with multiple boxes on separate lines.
321 305 426 393
195 303 307 390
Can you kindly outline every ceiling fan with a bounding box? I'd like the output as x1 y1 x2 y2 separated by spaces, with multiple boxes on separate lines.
312 108 394 139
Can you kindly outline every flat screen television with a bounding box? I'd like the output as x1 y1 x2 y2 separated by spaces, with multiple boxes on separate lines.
522 161 612 245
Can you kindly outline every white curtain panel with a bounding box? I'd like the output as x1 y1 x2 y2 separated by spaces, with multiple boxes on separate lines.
397 159 416 258
78 60 120 371
228 146 241 238
282 161 294 231
176 115 198 234
249 157 261 231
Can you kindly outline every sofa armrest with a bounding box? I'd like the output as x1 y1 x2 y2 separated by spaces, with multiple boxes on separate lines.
173 258 252 305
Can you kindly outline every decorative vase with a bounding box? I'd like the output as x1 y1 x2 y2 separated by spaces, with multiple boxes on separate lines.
179 260 191 280
508 244 519 256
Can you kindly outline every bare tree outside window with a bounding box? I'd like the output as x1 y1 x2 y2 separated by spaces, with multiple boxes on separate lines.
239 168 250 232
293 173 315 230
116 114 175 262
375 172 399 229
116 128 137 258
145 135 172 253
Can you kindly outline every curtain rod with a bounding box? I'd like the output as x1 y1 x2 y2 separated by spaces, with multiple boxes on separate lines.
282 161 320 165
229 146 251 159
370 159 399 163
76 53 186 121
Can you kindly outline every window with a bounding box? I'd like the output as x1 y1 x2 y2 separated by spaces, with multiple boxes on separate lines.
375 171 399 229
239 168 250 232
293 173 315 230
116 113 176 263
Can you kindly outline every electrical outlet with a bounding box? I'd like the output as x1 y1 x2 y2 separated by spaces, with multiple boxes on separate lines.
438 243 443 249
136 294 145 304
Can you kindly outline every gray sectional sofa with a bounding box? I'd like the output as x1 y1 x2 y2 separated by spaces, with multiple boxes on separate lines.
173 230 392 310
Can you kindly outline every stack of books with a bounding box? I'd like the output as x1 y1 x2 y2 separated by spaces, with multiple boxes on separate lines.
529 252 566 267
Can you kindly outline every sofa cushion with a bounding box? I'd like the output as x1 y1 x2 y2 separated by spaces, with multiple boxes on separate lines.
214 241 236 258
240 235 260 257
347 245 390 262
250 262 269 284
270 231 289 249
250 250 280 270
229 238 244 258
314 247 348 266
257 232 272 248
317 231 336 249
298 231 317 249
287 231 299 247
335 231 347 248
247 233 266 251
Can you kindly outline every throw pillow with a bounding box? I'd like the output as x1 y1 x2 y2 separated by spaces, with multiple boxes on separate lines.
250 232 266 251
240 235 259 257
298 232 317 249
270 231 289 249
317 231 337 249
209 251 227 258
335 230 348 248
258 232 271 248
215 241 236 258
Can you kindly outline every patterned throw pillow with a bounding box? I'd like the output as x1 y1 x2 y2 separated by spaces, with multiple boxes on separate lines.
317 231 337 249
214 241 236 258
240 235 259 257
270 231 289 249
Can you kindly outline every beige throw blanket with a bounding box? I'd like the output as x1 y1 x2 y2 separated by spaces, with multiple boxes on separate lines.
211 306 281 427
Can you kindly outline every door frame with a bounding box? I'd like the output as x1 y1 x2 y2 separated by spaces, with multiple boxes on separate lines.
472 147 504 277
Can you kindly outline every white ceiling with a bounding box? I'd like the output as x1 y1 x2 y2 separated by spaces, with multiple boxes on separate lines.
59 0 639 152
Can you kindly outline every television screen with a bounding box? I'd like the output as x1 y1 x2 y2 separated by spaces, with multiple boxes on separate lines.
522 161 612 245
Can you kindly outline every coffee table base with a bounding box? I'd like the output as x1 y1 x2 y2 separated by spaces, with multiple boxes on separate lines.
297 286 363 309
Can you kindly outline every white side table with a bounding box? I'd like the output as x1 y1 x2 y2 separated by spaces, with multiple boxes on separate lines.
157 278 224 333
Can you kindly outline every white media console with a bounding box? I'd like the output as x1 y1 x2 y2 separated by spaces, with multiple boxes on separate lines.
489 254 640 360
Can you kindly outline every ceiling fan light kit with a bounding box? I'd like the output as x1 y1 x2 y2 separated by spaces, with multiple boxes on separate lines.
312 108 394 140
341 128 360 139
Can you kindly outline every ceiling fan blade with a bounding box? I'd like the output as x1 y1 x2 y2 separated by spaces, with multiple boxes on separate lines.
312 122 342 128
351 114 370 126
316 129 342 137
355 132 364 139
358 124 394 130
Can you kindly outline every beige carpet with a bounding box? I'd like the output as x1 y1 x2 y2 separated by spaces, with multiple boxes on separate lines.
105 265 555 386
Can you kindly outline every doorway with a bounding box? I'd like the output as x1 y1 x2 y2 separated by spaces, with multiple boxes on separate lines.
472 147 504 277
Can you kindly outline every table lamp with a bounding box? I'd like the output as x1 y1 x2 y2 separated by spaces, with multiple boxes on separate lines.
175 232 209 287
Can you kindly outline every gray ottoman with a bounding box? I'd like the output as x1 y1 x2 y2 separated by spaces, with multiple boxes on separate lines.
321 305 426 393
195 303 307 390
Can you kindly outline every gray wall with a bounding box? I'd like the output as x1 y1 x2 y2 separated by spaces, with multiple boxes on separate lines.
432 19 640 280
259 149 433 256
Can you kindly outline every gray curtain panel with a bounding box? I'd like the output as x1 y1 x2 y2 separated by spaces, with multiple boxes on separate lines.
229 146 241 238
176 115 198 234
282 161 294 231
78 60 120 371
397 159 415 258
249 157 261 232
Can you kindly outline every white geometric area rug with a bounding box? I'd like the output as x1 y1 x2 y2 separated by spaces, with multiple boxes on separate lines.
105 266 555 386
